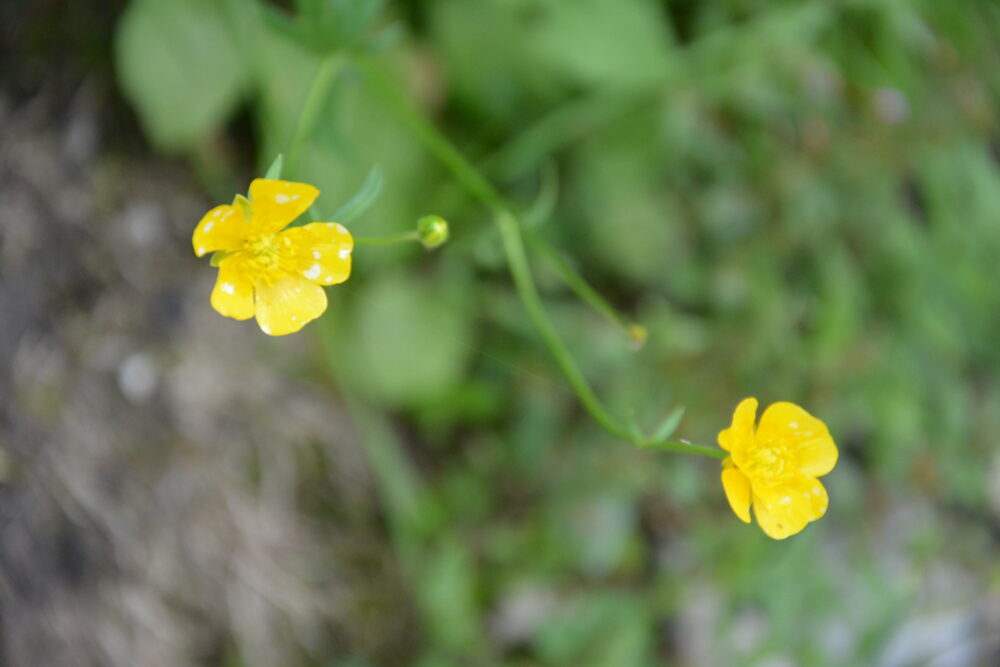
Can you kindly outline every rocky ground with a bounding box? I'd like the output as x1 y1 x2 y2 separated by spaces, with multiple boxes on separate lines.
0 24 417 666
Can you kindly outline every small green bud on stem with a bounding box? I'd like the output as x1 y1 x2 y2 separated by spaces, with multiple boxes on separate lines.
417 215 449 250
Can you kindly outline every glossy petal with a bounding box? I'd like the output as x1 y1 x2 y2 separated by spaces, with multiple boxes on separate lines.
254 276 327 336
193 204 244 257
210 260 255 321
279 221 353 286
751 474 827 539
757 402 837 478
796 427 838 478
718 397 757 455
752 494 809 540
793 474 829 520
248 179 319 234
721 461 752 523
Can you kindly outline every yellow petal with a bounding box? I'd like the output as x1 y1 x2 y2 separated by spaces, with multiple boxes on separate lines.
794 474 829 520
192 204 244 257
721 461 752 523
279 221 353 286
757 402 838 478
210 259 255 321
248 179 319 234
254 276 327 336
718 397 757 455
751 474 827 539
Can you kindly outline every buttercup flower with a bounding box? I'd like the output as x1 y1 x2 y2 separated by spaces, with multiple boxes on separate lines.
718 398 838 539
192 179 353 336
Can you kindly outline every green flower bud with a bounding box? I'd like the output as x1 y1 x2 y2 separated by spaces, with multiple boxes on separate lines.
417 215 449 250
627 323 648 349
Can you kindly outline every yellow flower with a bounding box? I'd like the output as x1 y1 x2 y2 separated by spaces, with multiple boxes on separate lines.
192 179 353 336
718 398 838 539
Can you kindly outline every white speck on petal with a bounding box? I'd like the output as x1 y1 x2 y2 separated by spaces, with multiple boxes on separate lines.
325 276 332 282
222 210 234 219
204 221 214 232
789 421 799 429
221 282 235 295
312 251 321 259
303 264 321 280
292 316 297 322
779 496 792 505
291 194 300 200
260 325 271 335
335 223 348 234
275 193 290 204
197 247 206 255
338 248 351 259
812 488 822 496
213 209 222 218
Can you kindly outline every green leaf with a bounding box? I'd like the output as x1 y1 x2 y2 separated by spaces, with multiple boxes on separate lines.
417 539 479 652
209 251 231 267
263 154 284 180
262 0 388 54
651 406 685 443
115 0 248 151
342 269 471 408
533 0 672 87
523 162 560 228
234 194 251 218
331 167 383 223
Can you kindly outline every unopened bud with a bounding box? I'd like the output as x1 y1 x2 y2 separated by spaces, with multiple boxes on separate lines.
417 215 449 250
627 323 648 349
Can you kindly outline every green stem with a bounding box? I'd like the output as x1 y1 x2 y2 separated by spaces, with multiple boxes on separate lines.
355 231 420 246
287 53 345 176
493 209 633 441
355 56 717 458
642 439 727 459
357 57 640 341
524 230 639 341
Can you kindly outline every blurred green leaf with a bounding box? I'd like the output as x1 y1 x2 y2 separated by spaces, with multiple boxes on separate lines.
262 0 388 55
533 0 673 87
651 405 686 443
417 538 479 652
331 167 384 224
263 153 284 179
115 0 248 150
341 269 473 408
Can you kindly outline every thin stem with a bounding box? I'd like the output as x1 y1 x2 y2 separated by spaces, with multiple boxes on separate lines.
493 209 633 440
357 57 641 340
287 53 345 176
354 56 719 457
353 58 499 209
525 231 639 340
354 231 420 246
642 440 727 459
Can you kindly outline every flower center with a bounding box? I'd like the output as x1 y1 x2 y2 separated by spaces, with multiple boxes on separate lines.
743 441 795 483
239 233 294 284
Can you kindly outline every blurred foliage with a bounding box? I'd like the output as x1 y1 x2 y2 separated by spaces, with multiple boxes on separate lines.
116 0 1000 664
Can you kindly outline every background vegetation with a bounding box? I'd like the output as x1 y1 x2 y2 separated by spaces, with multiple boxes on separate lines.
3 0 1000 665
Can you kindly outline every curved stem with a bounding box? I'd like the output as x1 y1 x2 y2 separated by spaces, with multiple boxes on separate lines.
355 231 420 246
354 56 717 458
642 439 727 459
494 209 633 441
287 53 345 176
356 56 640 340
524 230 641 343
